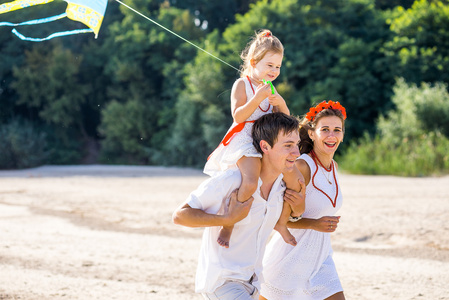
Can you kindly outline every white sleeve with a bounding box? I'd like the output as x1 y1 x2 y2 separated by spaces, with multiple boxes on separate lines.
187 170 241 214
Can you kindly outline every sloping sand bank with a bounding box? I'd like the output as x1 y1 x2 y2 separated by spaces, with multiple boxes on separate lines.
0 165 448 299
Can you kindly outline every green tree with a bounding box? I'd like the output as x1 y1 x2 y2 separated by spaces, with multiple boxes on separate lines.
384 0 449 85
12 45 90 130
375 0 414 10
171 0 394 167
340 78 449 176
225 0 393 139
99 1 202 164
1 1 119 164
0 119 47 169
377 78 449 140
167 30 229 166
171 0 257 32
10 44 91 163
99 99 154 164
0 1 68 124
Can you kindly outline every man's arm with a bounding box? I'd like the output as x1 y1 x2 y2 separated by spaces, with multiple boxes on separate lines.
172 190 254 228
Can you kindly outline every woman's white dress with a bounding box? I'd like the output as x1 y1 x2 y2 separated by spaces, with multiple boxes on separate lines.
260 153 343 300
204 77 272 176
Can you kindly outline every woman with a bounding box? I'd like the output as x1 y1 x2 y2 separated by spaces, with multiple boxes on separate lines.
260 101 347 300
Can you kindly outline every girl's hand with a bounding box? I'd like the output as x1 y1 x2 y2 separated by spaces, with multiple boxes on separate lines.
312 216 341 233
269 93 289 114
268 93 286 107
283 180 306 217
254 83 273 102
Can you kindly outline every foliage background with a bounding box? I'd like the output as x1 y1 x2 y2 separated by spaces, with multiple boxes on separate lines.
1 0 448 175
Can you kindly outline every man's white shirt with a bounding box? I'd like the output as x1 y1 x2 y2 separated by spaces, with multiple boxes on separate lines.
187 168 286 294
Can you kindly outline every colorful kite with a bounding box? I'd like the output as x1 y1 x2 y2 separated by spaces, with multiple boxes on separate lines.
0 0 240 72
0 0 108 41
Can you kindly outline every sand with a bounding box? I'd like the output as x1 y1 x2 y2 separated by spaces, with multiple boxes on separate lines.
0 165 448 300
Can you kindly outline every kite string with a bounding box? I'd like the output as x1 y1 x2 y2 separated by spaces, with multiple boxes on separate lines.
114 0 240 73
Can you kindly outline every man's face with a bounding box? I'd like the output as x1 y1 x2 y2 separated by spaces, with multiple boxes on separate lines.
264 130 300 173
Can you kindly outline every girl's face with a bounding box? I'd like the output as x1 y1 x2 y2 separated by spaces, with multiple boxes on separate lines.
308 116 344 156
251 51 283 82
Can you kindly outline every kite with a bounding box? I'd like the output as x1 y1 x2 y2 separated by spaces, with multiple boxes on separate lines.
0 0 108 41
0 0 240 72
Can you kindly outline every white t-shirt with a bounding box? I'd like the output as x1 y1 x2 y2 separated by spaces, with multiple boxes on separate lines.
187 168 286 294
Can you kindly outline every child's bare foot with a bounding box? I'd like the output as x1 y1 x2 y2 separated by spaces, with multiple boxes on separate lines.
217 226 232 248
275 224 297 246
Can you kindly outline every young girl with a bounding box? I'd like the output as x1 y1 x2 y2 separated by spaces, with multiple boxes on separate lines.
204 29 304 248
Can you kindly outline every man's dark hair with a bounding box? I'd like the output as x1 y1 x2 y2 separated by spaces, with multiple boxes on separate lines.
252 112 300 154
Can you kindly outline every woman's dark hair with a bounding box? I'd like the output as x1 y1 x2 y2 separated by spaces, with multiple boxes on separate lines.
298 109 346 154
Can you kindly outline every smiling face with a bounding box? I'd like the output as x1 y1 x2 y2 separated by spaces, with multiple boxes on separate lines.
262 130 300 174
308 116 344 157
251 51 283 83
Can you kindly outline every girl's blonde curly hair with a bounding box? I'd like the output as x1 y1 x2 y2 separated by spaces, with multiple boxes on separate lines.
240 29 284 78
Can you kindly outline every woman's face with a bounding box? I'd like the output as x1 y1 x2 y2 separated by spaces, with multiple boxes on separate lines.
309 115 344 156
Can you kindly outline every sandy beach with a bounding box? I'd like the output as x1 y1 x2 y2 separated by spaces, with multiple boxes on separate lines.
0 165 448 300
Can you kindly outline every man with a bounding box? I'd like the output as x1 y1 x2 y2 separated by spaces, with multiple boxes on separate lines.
172 112 305 300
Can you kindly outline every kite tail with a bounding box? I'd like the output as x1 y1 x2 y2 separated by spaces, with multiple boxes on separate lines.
0 12 94 42
12 28 94 42
0 12 67 26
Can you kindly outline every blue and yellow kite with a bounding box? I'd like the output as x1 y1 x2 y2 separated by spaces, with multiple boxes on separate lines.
0 0 108 41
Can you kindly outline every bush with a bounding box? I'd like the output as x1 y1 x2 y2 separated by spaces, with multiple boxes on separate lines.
340 131 449 176
43 125 83 165
0 119 48 169
340 78 449 176
98 100 155 164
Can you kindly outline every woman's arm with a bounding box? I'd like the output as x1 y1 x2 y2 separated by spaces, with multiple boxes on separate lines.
288 216 340 233
296 159 311 186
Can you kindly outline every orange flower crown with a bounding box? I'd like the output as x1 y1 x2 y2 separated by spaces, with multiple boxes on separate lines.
305 100 347 122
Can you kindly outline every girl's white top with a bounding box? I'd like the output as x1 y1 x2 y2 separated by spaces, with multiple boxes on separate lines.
260 153 343 300
204 77 273 176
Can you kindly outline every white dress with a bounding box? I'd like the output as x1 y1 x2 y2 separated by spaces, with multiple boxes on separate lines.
260 153 343 300
204 77 273 176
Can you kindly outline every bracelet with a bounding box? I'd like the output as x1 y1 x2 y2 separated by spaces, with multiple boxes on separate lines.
289 215 302 222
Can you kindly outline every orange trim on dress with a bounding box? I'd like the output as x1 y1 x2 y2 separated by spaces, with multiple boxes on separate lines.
246 76 271 112
206 77 271 160
207 120 255 160
310 151 339 208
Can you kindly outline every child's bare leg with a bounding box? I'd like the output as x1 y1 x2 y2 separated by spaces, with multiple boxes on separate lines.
275 202 297 246
275 165 304 246
236 156 262 202
217 157 261 248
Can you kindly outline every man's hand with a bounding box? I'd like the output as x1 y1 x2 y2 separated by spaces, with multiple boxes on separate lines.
224 189 254 226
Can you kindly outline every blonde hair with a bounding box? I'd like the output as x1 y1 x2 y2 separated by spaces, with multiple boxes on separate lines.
240 29 284 77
